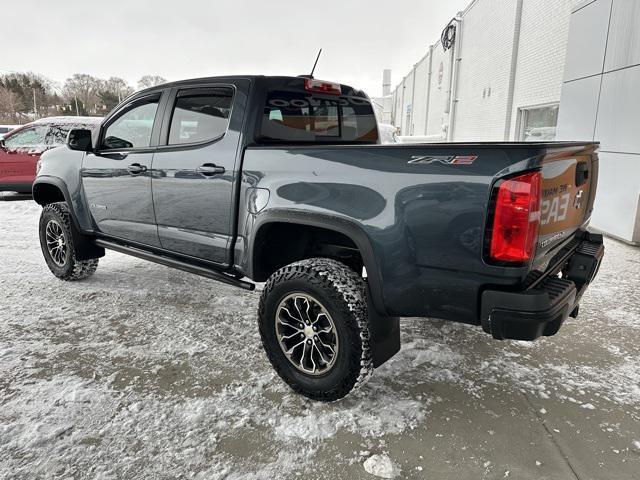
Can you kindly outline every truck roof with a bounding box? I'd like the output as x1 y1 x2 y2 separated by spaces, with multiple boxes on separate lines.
136 75 368 98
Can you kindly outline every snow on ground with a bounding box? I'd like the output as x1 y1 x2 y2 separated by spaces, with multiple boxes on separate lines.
1 199 639 479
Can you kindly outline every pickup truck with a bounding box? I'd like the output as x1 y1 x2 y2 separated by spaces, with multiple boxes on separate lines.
33 75 604 401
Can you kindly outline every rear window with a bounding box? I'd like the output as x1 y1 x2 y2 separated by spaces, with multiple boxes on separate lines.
259 90 379 144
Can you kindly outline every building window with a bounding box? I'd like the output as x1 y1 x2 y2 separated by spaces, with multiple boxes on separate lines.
518 104 559 141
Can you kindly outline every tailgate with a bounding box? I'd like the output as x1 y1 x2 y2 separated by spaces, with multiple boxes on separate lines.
536 144 599 260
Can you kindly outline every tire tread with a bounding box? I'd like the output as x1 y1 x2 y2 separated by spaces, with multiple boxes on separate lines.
40 202 99 281
258 257 373 401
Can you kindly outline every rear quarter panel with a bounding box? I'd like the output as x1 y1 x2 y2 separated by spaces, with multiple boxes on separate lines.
237 144 572 323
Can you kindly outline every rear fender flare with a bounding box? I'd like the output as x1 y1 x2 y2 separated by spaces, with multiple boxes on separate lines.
248 209 388 317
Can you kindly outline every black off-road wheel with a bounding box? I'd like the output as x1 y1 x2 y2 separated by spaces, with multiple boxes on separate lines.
39 202 99 281
258 258 373 401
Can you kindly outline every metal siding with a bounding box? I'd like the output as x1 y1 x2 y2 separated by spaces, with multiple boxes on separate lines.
590 151 640 241
556 75 601 140
563 0 612 81
595 64 640 153
603 0 640 72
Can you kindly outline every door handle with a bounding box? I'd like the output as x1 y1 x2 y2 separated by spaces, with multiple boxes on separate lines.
196 163 225 176
128 163 147 175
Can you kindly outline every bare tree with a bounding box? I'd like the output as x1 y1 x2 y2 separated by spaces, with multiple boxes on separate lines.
63 74 103 115
137 75 168 90
0 72 55 119
0 86 24 123
98 77 134 111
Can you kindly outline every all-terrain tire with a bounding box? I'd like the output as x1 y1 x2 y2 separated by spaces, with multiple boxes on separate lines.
39 202 99 281
258 257 373 401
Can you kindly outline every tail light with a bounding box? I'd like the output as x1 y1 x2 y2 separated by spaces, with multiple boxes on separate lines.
489 171 541 262
304 79 341 96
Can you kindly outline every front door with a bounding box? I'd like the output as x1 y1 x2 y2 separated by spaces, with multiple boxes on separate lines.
82 93 164 247
151 83 246 265
0 124 48 191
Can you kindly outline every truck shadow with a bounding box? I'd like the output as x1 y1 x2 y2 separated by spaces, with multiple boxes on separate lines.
0 192 33 201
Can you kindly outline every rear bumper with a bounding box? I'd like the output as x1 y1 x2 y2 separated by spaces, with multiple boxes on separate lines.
481 232 604 341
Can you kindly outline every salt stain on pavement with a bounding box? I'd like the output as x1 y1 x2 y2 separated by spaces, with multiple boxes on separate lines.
1 200 639 479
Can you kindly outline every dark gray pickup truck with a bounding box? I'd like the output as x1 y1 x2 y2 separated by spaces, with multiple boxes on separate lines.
33 75 604 400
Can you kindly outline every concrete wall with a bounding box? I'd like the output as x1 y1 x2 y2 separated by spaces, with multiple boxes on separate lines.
556 0 640 243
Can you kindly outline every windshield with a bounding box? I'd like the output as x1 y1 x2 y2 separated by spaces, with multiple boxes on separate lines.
259 90 379 144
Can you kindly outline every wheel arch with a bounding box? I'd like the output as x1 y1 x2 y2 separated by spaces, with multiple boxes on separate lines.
33 177 85 233
247 210 388 316
34 177 104 261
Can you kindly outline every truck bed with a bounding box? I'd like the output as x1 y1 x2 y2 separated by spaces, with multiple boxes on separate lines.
237 141 599 323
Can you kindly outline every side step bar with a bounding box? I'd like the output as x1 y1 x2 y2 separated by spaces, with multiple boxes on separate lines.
94 239 255 291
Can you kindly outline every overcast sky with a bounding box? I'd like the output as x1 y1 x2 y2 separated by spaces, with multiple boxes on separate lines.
1 0 470 97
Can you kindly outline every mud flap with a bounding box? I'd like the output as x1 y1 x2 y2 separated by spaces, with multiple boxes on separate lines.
367 293 401 368
70 229 105 261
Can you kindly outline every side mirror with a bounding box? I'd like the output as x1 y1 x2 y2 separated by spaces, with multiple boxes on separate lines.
0 138 5 150
67 129 93 152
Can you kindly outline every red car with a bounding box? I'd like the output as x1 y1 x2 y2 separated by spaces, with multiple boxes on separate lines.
0 117 101 193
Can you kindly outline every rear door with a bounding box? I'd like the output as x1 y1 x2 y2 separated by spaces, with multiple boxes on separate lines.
82 92 165 246
0 125 47 189
536 144 598 259
151 80 248 265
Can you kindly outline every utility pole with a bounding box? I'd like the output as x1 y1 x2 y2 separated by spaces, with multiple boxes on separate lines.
75 96 79 116
32 88 37 119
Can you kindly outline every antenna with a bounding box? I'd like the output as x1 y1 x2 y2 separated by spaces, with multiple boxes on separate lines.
310 49 322 78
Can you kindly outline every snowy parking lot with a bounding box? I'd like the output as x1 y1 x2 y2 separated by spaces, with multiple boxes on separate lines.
1 197 639 479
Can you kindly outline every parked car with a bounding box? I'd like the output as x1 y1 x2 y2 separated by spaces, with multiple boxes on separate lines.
0 117 101 193
0 125 20 140
33 76 603 401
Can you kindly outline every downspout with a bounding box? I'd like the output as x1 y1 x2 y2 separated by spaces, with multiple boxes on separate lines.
424 44 434 135
447 15 463 142
504 0 524 140
399 78 406 134
409 64 417 135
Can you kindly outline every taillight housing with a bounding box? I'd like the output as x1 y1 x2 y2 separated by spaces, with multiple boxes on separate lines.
304 78 341 95
489 171 541 263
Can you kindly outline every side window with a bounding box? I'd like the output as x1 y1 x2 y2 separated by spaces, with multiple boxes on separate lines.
101 96 159 150
168 87 233 145
4 126 48 149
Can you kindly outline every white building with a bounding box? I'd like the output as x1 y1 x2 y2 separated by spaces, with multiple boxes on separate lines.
388 0 639 244
389 0 581 141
